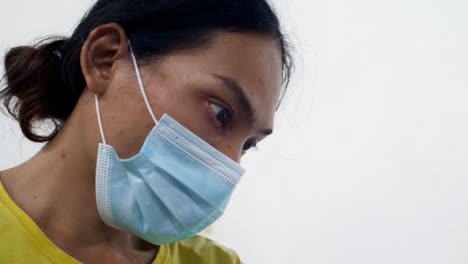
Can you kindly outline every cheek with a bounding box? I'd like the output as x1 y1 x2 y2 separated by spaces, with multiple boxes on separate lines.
215 139 244 163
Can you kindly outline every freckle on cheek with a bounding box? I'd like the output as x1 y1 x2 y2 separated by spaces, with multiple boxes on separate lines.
61 151 67 159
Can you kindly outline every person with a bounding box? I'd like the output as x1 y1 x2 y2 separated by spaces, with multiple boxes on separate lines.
0 0 293 263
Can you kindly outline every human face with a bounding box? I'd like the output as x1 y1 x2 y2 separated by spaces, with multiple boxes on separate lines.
98 31 283 163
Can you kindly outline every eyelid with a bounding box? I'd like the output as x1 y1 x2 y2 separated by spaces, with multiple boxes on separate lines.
242 138 260 154
208 97 234 119
210 96 232 109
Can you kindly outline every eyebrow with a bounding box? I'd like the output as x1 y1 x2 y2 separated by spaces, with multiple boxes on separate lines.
260 128 273 136
212 74 273 136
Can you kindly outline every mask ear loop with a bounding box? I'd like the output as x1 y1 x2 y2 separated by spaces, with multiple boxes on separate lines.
95 95 107 145
128 40 158 125
94 40 158 145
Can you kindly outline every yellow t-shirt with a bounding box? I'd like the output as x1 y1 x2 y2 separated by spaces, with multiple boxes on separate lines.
0 181 241 263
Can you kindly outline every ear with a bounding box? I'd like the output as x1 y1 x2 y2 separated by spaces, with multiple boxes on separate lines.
80 23 128 96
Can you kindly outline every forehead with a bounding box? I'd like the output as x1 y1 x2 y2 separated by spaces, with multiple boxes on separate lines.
163 31 284 127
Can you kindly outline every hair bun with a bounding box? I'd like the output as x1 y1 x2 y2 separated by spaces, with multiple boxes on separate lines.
5 46 37 71
1 39 69 142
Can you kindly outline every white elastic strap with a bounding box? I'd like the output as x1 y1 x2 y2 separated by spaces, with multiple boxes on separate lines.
128 40 158 125
95 95 107 145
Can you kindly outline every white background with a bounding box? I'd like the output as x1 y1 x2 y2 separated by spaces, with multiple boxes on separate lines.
1 0 468 263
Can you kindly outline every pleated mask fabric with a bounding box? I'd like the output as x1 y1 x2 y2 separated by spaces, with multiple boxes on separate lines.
94 42 244 245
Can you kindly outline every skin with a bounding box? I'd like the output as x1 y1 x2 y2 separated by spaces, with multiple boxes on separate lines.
0 23 282 263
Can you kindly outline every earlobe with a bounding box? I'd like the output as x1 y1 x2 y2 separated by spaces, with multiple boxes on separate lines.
80 23 129 95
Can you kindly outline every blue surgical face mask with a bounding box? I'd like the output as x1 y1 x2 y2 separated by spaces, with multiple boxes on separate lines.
94 44 245 245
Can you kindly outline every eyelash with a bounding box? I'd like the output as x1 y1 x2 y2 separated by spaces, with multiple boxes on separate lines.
242 140 259 153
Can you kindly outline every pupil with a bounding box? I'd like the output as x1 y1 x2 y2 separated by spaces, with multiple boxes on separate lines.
243 142 251 150
216 109 227 121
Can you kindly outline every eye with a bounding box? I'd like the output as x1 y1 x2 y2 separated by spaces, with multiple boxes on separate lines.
209 102 231 127
242 139 258 154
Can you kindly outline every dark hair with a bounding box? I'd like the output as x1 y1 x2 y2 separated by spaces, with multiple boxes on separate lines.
1 0 293 142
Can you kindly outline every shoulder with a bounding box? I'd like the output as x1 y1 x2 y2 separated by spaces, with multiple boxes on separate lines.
162 235 242 264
